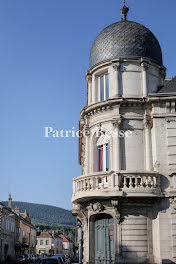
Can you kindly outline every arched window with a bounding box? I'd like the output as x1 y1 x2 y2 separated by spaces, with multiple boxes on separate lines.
97 135 109 172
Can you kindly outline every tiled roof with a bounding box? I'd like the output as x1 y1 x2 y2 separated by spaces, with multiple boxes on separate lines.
16 214 36 230
59 234 69 242
38 232 52 238
158 77 176 93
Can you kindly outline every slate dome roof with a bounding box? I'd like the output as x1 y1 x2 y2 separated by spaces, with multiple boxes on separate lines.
90 21 163 69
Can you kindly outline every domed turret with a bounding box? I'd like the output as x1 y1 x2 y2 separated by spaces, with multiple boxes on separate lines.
86 4 165 103
90 20 163 69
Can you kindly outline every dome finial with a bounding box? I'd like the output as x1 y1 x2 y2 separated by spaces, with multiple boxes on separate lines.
121 0 129 21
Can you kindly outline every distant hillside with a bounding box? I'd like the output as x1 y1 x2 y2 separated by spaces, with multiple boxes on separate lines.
2 201 76 226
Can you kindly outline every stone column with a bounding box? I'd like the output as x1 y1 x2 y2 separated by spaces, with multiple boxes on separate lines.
112 62 121 98
141 62 149 97
111 201 121 263
112 119 121 171
86 74 92 105
92 74 96 104
144 118 153 171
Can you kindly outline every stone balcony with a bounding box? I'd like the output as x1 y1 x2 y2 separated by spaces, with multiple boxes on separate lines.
72 171 163 202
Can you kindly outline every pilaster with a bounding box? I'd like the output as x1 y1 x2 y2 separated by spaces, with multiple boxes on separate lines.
86 74 92 105
112 118 122 171
111 62 121 98
141 61 149 97
144 117 153 171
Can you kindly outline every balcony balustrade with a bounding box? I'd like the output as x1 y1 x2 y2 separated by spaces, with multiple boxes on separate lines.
72 171 162 202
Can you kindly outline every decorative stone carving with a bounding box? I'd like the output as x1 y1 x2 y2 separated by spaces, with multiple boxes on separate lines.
169 198 176 214
154 161 160 169
141 61 149 70
112 62 121 71
83 125 90 137
86 74 92 83
143 118 153 129
93 202 103 213
112 118 122 128
73 203 81 211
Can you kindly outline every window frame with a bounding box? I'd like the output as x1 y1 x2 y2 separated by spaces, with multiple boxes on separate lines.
98 143 109 172
98 73 109 102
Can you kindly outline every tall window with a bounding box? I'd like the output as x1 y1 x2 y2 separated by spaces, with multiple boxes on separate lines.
99 73 109 101
98 144 109 172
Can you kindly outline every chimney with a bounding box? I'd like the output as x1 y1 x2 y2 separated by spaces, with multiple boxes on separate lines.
14 207 20 216
52 230 55 237
8 194 12 209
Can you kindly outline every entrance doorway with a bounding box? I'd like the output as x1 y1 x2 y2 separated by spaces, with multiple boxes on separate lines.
94 214 114 264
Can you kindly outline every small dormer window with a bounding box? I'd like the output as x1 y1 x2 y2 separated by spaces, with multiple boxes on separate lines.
99 73 109 101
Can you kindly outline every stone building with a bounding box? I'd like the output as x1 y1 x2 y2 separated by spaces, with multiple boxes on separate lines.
72 2 176 264
36 231 63 255
59 234 74 257
5 195 37 255
15 214 37 255
0 202 16 262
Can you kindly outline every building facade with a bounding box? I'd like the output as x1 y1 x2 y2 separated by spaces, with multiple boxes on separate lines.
59 234 74 257
36 232 63 255
15 214 37 255
72 3 176 264
0 202 16 262
0 196 37 261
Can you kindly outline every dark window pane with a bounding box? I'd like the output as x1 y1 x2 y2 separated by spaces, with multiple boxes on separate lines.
105 74 109 99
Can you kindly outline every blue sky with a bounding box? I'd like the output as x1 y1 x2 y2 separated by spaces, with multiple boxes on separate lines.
0 0 175 210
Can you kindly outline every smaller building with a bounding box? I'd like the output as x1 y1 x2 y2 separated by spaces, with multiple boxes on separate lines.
59 235 73 257
36 231 62 255
15 214 37 255
0 201 16 262
0 195 37 258
7 195 37 255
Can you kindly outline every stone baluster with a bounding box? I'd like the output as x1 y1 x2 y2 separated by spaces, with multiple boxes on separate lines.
88 179 91 190
146 176 148 188
134 177 137 188
148 176 152 188
102 177 104 189
93 177 96 190
129 176 132 188
84 179 87 191
140 176 143 187
111 173 115 188
97 177 99 189
123 176 127 188
78 181 80 192
153 176 157 188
